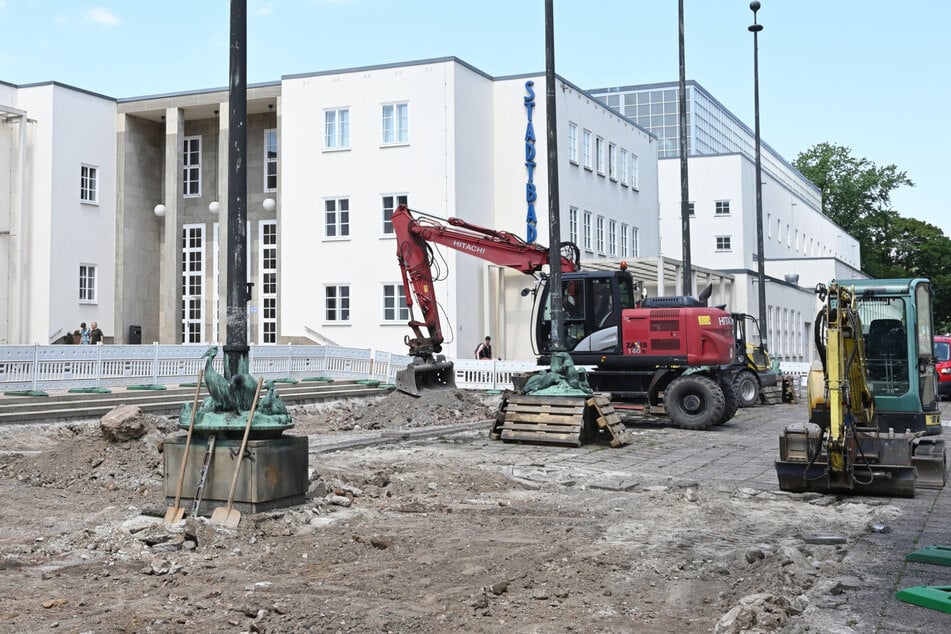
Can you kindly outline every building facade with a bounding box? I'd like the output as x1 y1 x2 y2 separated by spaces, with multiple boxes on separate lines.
590 81 863 362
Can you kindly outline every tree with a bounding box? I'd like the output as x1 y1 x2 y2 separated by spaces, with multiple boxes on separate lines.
794 143 951 333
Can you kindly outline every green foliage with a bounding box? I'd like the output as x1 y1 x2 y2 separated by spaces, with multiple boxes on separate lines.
795 143 951 333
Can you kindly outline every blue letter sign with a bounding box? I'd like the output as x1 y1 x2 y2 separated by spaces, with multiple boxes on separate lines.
523 81 538 243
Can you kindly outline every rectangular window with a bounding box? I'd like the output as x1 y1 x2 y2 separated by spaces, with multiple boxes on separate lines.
183 136 201 197
582 129 593 170
632 226 640 257
619 150 629 186
608 220 617 256
596 216 605 253
325 198 350 238
264 129 278 192
568 206 579 245
608 143 617 180
568 122 578 164
79 264 97 303
630 154 639 190
382 102 409 144
776 218 782 241
596 137 605 175
325 285 351 322
716 235 732 251
382 194 408 235
181 224 205 343
259 221 277 343
382 283 409 322
583 210 592 251
715 200 731 215
620 224 629 257
80 164 98 203
324 108 350 149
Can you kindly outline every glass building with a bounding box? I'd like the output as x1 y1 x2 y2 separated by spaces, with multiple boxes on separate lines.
589 81 820 209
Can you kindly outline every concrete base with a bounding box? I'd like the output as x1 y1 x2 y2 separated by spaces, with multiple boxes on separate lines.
164 434 309 516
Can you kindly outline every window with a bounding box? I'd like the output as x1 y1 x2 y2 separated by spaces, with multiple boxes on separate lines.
325 198 350 238
608 143 617 180
631 154 639 190
382 102 408 144
382 194 408 235
582 129 593 170
716 235 732 251
620 150 629 186
80 165 98 204
79 264 97 303
183 136 201 197
715 201 731 215
596 216 605 253
325 285 350 322
259 221 277 343
324 108 350 149
181 224 205 343
767 213 772 238
382 283 409 322
786 223 791 246
264 129 278 192
608 220 617 256
568 206 579 245
568 123 578 164
620 224 629 257
583 210 592 250
631 226 640 257
596 137 605 175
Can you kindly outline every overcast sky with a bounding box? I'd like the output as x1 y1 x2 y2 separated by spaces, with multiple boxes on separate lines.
2 0 948 235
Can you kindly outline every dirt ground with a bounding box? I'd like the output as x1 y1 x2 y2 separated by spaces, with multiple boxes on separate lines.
0 389 927 633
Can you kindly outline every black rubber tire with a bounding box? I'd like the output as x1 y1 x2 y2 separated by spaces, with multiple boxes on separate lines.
665 374 726 430
735 370 760 408
717 376 740 425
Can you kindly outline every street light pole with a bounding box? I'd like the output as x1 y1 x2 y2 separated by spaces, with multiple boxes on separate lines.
678 0 692 297
749 1 768 352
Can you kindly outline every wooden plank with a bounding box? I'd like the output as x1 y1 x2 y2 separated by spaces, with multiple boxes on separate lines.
501 422 584 433
501 429 582 447
506 402 586 415
505 395 588 407
506 412 584 424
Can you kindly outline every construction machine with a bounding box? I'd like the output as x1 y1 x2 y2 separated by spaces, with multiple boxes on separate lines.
729 312 778 407
392 205 739 430
775 280 946 497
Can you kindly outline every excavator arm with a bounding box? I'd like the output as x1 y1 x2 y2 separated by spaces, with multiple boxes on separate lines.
392 204 578 357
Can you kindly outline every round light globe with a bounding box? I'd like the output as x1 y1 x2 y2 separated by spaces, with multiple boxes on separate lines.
208 201 220 215
153 204 166 218
262 198 277 212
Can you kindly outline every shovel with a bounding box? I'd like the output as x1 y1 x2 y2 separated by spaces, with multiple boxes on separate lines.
164 369 205 523
210 377 264 528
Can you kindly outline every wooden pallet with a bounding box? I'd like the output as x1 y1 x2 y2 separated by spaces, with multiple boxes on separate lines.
586 395 633 447
494 394 587 447
759 384 784 405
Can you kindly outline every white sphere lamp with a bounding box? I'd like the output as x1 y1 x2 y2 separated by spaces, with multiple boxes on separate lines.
262 198 277 212
208 201 220 215
153 204 166 218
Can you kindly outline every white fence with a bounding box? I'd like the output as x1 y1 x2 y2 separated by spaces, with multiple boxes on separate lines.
0 343 809 394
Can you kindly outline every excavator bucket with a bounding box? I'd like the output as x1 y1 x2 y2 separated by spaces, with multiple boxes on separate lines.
775 424 917 498
912 438 948 489
395 355 456 397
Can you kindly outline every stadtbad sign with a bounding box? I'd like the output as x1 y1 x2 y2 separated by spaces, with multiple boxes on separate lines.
523 80 538 243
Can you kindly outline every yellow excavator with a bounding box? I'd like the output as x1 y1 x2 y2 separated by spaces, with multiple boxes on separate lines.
776 281 946 497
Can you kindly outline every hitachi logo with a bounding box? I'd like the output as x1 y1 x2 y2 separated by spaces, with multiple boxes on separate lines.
453 240 486 256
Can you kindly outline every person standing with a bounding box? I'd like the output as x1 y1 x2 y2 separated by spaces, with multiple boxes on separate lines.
79 322 90 345
89 321 104 344
475 336 493 360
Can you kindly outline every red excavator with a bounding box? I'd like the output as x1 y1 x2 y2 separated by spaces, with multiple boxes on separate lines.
393 204 739 430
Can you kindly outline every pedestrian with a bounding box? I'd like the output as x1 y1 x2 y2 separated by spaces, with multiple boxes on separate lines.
89 321 104 344
79 322 90 345
475 336 493 360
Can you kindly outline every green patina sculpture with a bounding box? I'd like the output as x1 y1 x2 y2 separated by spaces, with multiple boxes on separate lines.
180 346 292 436
523 351 593 397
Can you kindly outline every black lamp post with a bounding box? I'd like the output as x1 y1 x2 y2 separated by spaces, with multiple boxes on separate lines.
749 1 768 352
678 0 692 297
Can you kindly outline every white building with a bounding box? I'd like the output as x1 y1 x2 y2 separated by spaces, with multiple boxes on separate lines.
2 58 670 362
590 81 863 362
0 80 116 345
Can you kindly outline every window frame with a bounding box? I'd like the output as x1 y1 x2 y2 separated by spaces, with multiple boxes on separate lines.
568 206 579 245
716 235 732 251
259 220 278 344
583 210 593 251
182 136 201 197
596 215 605 254
381 102 409 145
715 200 731 216
630 154 639 190
608 143 617 181
324 197 351 240
264 128 278 192
619 149 629 186
620 224 629 257
80 164 99 204
324 284 351 322
324 107 351 150
595 136 605 175
568 122 579 164
582 129 593 170
382 283 409 323
381 193 408 236
79 263 97 303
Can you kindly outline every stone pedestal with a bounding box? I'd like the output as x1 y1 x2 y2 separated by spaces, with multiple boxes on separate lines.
164 434 309 516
